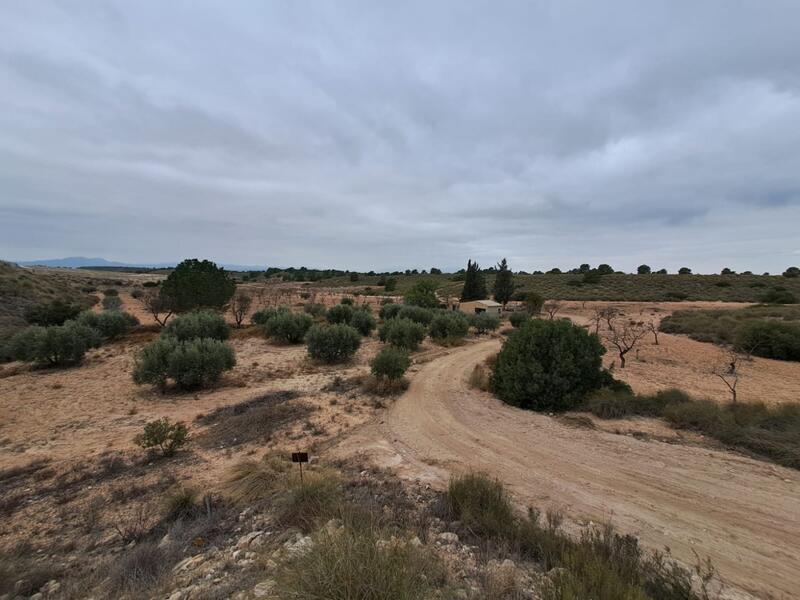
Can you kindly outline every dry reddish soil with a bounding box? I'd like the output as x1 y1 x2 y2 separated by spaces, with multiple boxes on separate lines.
337 317 800 599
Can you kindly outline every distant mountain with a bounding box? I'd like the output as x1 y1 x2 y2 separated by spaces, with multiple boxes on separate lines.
17 256 133 268
14 256 265 271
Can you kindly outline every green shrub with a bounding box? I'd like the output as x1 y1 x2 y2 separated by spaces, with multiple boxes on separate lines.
403 280 439 308
371 346 411 380
102 295 123 311
24 299 82 326
760 288 798 304
134 418 188 456
303 302 326 318
252 306 289 325
264 312 313 343
446 473 515 537
735 321 800 360
349 310 377 336
163 310 229 341
379 303 403 320
340 296 354 305
75 310 138 339
429 312 469 341
326 304 354 325
491 319 607 411
132 337 236 390
306 324 361 363
276 523 446 599
383 277 398 292
379 318 426 351
509 311 530 328
397 305 434 325
7 322 101 366
524 292 545 315
470 313 501 333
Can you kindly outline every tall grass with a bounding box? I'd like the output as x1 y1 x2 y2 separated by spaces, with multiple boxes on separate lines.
587 389 800 469
444 473 709 600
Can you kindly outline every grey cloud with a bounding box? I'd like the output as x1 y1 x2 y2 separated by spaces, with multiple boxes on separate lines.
1 1 800 272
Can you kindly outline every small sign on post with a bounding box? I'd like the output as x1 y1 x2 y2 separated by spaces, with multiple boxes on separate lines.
291 452 309 486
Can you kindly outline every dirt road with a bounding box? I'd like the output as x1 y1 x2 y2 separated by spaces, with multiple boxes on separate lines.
350 338 800 599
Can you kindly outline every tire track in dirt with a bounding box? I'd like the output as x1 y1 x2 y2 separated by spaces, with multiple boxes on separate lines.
359 338 800 599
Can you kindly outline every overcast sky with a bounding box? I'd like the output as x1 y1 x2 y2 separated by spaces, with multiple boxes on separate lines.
2 1 799 273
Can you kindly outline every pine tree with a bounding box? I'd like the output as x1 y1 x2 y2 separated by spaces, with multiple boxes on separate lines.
461 260 487 301
493 258 515 307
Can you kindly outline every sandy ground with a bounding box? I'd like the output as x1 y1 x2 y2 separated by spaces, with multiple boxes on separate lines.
337 336 800 599
0 334 387 470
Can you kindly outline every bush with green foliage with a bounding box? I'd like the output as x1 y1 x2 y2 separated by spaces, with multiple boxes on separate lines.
75 310 139 340
470 312 501 334
340 296 354 305
524 292 545 315
397 305 434 325
101 295 123 311
24 299 82 327
251 306 289 325
760 288 798 304
134 418 188 456
349 309 377 336
379 318 426 351
491 319 607 411
264 312 313 343
784 266 800 278
305 324 361 363
379 303 403 320
429 312 469 341
383 277 398 292
303 302 326 318
160 258 236 312
735 321 800 361
132 337 236 390
163 310 229 341
461 259 487 301
403 280 439 308
370 346 411 380
326 303 354 325
509 311 530 328
6 322 101 366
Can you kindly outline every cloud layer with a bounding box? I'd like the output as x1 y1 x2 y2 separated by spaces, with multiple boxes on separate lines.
2 1 799 273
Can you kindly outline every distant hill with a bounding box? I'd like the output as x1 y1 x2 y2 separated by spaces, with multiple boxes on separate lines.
14 257 264 271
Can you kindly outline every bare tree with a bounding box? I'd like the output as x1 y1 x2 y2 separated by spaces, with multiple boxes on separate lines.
138 291 174 327
229 293 252 328
647 322 660 345
543 301 562 320
605 317 649 368
588 308 604 335
713 349 741 403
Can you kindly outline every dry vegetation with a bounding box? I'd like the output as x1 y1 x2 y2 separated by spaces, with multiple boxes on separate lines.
1 266 799 598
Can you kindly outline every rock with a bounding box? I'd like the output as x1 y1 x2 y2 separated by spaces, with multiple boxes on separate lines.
166 591 185 600
253 579 276 598
158 533 172 549
42 580 61 594
30 595 43 600
172 554 206 573
501 559 516 569
284 535 314 558
236 530 265 549
323 518 342 535
409 536 423 547
437 532 459 544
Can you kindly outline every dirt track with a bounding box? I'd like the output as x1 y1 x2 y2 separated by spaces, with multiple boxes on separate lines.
347 338 800 599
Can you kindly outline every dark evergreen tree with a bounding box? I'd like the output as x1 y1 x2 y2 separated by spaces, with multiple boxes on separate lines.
460 260 487 301
492 258 515 307
160 259 236 313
